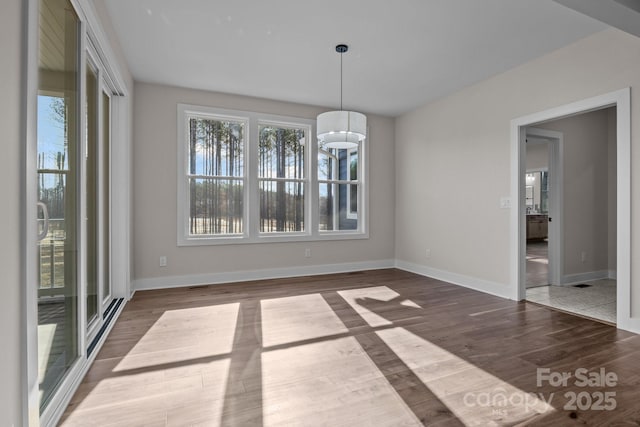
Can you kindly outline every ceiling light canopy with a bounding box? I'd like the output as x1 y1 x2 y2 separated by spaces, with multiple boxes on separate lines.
317 44 366 150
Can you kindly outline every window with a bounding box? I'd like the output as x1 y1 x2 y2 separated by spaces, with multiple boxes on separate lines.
185 113 246 237
177 104 367 245
258 123 306 233
318 147 361 230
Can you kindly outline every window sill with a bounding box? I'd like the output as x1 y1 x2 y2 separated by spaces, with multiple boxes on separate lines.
177 231 369 247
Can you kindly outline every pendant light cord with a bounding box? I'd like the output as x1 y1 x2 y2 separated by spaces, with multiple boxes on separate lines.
340 50 343 111
335 44 348 111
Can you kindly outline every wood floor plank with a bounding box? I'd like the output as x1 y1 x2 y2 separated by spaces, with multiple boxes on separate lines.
59 269 640 426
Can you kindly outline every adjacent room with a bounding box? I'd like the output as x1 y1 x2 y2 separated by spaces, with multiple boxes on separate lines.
4 0 640 426
524 107 617 324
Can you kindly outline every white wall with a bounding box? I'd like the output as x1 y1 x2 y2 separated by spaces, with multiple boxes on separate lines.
132 83 395 288
536 108 614 277
93 0 132 83
1 0 24 424
395 28 640 309
525 143 549 171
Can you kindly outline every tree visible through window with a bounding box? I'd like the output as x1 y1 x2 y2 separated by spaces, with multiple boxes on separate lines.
259 124 306 233
178 104 365 244
187 116 245 235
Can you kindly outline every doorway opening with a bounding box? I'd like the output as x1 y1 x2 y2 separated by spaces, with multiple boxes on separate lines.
510 88 633 332
522 111 616 324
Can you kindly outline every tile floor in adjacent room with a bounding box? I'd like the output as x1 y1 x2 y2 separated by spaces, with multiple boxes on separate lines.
526 280 616 324
526 240 616 324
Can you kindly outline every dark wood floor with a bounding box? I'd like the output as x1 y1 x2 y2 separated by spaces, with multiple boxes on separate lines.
526 240 549 288
60 269 640 426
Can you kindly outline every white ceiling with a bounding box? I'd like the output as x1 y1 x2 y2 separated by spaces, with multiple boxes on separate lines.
103 0 607 117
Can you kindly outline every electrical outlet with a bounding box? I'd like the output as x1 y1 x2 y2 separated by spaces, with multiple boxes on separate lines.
425 249 431 258
580 251 586 263
304 248 311 258
500 197 511 209
159 256 167 267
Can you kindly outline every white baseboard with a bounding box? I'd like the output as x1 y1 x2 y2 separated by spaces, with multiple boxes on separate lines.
132 262 640 334
394 260 512 300
561 270 614 286
132 259 396 291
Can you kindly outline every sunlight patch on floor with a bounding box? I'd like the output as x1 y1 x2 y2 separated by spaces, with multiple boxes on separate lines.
338 286 421 327
261 293 348 347
376 327 554 425
261 336 421 426
69 347 231 420
115 303 239 371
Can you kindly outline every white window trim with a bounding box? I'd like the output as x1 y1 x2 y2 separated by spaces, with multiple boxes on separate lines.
177 107 250 242
177 104 369 246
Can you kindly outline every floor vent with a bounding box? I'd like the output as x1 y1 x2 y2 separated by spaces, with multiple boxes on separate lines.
572 284 592 288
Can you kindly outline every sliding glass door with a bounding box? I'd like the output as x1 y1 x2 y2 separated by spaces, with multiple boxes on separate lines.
36 0 80 410
36 0 114 413
86 52 113 343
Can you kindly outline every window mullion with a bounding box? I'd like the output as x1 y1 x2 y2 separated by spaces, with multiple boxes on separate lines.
248 117 259 240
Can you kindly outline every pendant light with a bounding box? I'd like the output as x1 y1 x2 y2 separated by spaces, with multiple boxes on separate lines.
317 44 366 149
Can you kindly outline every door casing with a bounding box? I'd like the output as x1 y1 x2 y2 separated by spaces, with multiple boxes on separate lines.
510 88 636 334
